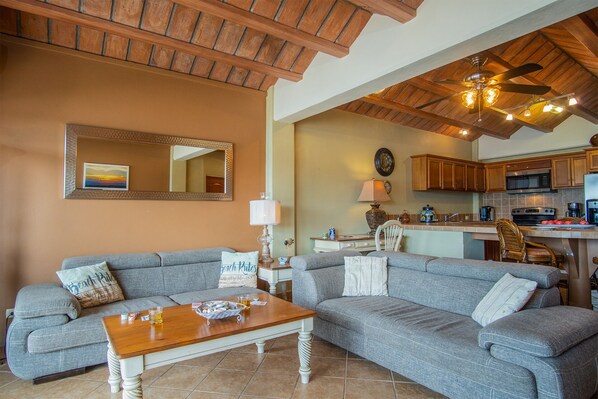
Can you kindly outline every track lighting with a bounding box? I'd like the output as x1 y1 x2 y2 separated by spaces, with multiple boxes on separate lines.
543 103 553 113
568 97 577 106
524 108 532 117
459 129 468 135
506 113 513 121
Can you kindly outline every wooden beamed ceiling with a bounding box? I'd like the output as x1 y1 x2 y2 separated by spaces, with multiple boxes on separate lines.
339 8 598 141
0 0 423 91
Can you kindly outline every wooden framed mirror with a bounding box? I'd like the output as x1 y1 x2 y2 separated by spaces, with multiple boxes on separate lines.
64 124 233 200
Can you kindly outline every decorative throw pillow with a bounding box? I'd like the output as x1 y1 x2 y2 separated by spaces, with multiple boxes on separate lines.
218 251 259 288
342 256 388 297
472 273 537 327
56 261 124 308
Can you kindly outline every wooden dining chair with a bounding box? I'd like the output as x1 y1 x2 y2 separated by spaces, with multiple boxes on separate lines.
375 220 404 252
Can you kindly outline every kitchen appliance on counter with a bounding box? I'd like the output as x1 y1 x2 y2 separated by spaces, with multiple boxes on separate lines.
506 169 553 194
419 205 437 223
566 202 583 218
585 174 598 224
511 207 556 226
479 206 495 221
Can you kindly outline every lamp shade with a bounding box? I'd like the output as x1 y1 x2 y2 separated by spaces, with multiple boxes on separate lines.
357 179 391 202
250 199 281 225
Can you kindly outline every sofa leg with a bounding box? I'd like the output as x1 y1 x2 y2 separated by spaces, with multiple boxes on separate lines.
32 367 86 384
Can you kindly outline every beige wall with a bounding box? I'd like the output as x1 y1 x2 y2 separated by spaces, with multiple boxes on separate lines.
0 38 266 343
295 109 474 255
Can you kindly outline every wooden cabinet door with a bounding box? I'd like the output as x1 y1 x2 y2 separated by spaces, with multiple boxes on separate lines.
465 164 475 191
453 163 466 191
571 156 586 186
475 166 486 192
427 158 442 189
441 161 454 190
551 158 571 188
485 164 506 192
587 150 598 172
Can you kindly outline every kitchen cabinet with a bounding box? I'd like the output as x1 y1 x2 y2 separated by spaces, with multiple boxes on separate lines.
586 149 598 172
485 164 506 192
411 155 483 192
552 156 586 188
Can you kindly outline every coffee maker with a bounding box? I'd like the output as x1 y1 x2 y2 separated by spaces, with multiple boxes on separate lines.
587 200 598 225
566 202 583 218
479 206 495 222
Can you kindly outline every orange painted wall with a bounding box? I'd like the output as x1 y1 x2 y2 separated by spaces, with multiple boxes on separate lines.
0 38 266 343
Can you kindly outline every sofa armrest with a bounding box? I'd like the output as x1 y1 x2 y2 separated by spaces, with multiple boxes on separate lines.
14 283 81 320
479 306 598 357
290 250 360 271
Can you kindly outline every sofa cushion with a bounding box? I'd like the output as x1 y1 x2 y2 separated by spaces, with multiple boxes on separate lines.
28 296 177 354
56 262 124 308
369 251 435 272
343 256 388 297
14 284 81 320
169 287 264 305
218 251 259 288
364 299 536 398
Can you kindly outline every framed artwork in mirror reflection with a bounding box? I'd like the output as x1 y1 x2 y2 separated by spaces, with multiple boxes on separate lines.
83 163 129 191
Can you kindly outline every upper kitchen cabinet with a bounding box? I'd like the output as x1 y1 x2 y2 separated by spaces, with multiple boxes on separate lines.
485 164 506 192
411 155 484 192
586 149 598 172
552 154 586 188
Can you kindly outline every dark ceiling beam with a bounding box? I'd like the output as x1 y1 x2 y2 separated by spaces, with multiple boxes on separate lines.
362 95 508 140
0 0 302 82
483 50 598 124
560 14 598 58
349 0 416 23
408 76 553 133
172 0 349 58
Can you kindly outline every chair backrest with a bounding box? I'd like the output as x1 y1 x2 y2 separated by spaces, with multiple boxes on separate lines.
495 219 526 262
375 220 404 251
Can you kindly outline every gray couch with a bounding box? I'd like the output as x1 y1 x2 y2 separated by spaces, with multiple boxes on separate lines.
291 250 598 399
7 247 262 381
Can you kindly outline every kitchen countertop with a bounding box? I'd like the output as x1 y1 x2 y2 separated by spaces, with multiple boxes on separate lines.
400 222 598 239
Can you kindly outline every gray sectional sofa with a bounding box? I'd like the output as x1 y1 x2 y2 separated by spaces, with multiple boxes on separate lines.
6 247 262 381
291 250 598 399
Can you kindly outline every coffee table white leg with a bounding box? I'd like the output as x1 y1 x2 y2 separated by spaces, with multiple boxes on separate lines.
298 318 314 384
107 343 121 393
120 356 144 399
268 282 277 295
256 340 266 354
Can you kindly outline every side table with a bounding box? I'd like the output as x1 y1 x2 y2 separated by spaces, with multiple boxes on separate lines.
258 261 292 295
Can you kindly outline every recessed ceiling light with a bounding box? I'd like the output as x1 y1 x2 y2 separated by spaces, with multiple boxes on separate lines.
460 129 468 135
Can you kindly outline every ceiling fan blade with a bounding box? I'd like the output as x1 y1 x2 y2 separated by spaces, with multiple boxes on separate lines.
434 79 469 87
497 83 551 95
491 63 543 82
416 92 462 109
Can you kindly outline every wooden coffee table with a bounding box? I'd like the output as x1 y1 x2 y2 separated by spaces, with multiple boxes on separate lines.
102 293 316 398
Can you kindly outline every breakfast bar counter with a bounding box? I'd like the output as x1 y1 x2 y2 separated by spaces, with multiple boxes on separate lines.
399 222 598 309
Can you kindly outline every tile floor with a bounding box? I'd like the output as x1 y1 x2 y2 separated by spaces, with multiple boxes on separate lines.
0 335 446 399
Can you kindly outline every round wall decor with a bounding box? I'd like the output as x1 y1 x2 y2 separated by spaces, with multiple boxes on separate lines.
374 148 395 176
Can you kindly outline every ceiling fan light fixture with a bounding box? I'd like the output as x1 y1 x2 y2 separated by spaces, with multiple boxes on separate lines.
506 113 514 121
462 90 477 109
543 103 553 113
554 106 564 113
482 86 500 106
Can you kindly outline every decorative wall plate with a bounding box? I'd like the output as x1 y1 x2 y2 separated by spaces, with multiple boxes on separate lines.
375 148 394 176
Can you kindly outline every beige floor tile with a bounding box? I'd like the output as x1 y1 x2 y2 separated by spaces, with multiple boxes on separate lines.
0 378 61 398
345 379 396 399
242 372 298 398
347 352 364 359
35 378 104 399
394 382 446 398
311 341 347 359
142 364 174 387
152 365 209 390
0 372 18 387
0 363 10 372
346 359 392 380
392 372 415 383
269 339 299 356
257 354 299 375
310 357 346 378
188 392 239 399
177 351 229 368
142 386 193 399
195 368 253 394
86 383 121 399
218 351 265 371
291 376 344 399
232 340 274 354
72 364 110 382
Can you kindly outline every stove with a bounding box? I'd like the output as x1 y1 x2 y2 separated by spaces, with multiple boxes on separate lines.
511 207 556 226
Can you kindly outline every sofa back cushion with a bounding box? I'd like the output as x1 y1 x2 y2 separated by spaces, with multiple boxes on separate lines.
159 248 235 295
62 252 163 299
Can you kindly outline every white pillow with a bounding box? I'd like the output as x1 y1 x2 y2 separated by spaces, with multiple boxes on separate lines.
218 251 259 288
472 273 537 327
342 256 388 297
56 261 124 308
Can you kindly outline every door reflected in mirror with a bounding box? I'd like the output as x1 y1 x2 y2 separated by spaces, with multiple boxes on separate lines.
65 125 232 200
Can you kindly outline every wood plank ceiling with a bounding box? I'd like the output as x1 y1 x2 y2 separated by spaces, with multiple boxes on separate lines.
0 0 424 91
339 8 598 141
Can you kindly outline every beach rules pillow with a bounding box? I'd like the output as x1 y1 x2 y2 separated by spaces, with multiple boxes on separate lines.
56 261 124 308
218 251 259 288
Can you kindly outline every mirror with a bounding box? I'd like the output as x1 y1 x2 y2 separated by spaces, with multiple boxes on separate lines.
64 124 233 200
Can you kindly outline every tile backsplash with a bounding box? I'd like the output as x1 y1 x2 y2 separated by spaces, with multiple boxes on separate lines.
481 188 585 220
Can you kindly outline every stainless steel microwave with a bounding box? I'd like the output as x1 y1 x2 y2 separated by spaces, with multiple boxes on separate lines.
506 168 553 194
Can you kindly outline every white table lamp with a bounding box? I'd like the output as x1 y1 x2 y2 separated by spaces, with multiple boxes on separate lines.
250 193 281 265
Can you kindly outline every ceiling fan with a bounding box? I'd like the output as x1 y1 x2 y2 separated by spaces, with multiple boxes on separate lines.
416 56 552 116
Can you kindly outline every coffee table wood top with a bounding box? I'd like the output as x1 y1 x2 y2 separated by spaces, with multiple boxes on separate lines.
102 293 315 359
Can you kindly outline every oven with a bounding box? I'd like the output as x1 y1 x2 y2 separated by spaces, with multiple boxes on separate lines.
511 207 556 226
